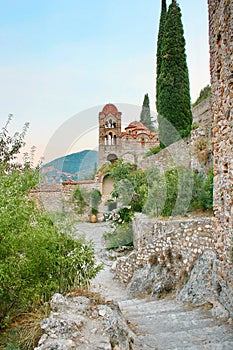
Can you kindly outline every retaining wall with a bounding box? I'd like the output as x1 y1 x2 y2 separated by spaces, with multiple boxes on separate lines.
115 213 214 284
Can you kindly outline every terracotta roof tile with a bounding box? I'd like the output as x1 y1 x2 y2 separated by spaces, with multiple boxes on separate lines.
102 104 118 116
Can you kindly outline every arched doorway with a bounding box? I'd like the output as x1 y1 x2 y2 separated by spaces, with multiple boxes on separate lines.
102 175 115 196
107 153 118 164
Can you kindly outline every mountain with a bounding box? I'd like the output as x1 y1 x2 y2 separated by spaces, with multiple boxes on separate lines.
41 150 98 183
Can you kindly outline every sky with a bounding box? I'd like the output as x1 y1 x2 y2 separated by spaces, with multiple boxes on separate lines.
0 0 210 163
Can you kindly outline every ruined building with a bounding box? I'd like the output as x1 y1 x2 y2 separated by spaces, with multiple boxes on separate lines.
98 103 159 167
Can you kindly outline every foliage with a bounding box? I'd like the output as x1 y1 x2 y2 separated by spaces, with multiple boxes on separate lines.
104 222 133 250
144 167 167 216
104 159 213 221
0 169 101 328
0 115 29 170
109 160 148 215
190 169 213 211
108 158 135 182
157 0 192 147
144 146 162 158
0 304 50 350
102 160 147 249
193 137 212 165
140 93 155 132
191 122 199 130
144 166 213 217
72 186 90 214
104 206 133 227
192 85 211 107
90 189 101 215
72 187 101 215
156 0 167 112
0 118 101 330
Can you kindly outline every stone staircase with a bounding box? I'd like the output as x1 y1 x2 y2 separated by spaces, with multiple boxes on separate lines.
77 223 233 350
119 298 233 350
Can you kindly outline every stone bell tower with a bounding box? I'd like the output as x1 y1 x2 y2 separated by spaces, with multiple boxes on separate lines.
98 103 122 168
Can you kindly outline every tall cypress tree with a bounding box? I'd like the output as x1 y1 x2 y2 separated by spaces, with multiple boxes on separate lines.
140 93 155 132
157 0 192 147
156 0 167 113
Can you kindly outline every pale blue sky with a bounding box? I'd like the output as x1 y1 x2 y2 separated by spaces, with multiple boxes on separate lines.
0 0 210 162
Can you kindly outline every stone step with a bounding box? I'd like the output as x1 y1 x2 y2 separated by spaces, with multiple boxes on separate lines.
76 223 233 350
119 298 233 350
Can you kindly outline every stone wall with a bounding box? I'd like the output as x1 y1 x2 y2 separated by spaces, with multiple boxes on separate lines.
139 139 190 172
192 96 212 125
208 0 233 263
115 214 214 284
30 184 64 212
190 97 213 173
139 98 213 173
31 180 101 217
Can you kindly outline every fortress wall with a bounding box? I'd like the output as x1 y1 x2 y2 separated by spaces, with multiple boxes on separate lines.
208 0 233 261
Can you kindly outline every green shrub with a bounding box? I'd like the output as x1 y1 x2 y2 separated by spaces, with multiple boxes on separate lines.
104 222 133 250
91 189 101 215
144 167 166 216
0 169 101 328
0 118 101 329
144 166 212 217
72 186 90 214
190 169 213 211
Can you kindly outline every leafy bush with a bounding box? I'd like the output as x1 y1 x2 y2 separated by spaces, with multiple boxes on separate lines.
104 222 133 250
72 186 90 214
190 169 213 211
0 118 101 329
144 167 167 216
90 189 101 215
108 160 148 215
104 206 133 227
0 168 101 328
144 166 212 217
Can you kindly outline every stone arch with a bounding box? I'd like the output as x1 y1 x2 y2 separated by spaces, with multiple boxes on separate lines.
102 175 114 196
107 153 118 163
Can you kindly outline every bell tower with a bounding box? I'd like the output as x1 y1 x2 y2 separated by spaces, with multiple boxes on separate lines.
98 103 122 168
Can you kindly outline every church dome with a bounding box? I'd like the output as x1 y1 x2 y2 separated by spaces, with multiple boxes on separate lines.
125 121 148 130
102 103 118 116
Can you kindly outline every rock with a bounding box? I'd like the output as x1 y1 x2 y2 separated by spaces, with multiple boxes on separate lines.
127 263 175 298
50 293 69 312
177 250 218 305
35 294 134 350
177 250 232 319
211 300 230 320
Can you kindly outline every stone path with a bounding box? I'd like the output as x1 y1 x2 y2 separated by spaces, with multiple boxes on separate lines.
75 222 233 350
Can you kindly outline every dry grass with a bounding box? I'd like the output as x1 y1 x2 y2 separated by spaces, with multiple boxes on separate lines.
0 304 50 350
69 287 106 306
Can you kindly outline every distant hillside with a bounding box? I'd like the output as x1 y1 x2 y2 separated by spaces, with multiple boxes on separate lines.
41 150 98 183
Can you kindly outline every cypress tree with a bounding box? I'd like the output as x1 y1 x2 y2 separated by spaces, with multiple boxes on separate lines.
140 93 155 132
157 0 192 147
156 0 167 113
